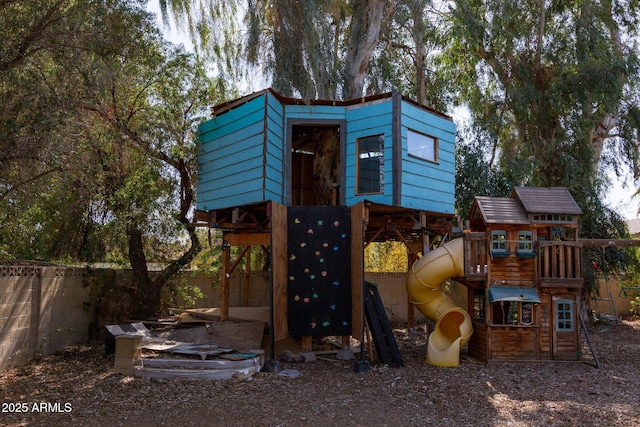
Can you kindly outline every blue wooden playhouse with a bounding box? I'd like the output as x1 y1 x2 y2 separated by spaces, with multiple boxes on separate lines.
197 88 456 213
195 88 457 357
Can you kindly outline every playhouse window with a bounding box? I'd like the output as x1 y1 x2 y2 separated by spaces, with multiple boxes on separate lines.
517 231 534 255
473 289 485 322
357 135 384 194
407 129 438 162
531 213 575 223
556 299 574 332
491 230 508 255
492 301 536 325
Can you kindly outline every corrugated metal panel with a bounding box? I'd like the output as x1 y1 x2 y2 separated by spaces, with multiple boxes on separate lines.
474 196 530 224
512 187 582 215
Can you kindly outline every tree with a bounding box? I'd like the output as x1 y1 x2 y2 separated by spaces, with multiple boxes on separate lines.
0 0 221 318
162 0 399 99
454 130 515 221
443 0 640 299
443 0 640 192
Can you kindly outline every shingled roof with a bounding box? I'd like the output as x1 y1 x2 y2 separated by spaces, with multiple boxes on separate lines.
473 196 530 225
511 187 583 215
470 187 582 225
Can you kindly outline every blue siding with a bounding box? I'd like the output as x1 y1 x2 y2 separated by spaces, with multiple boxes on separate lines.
197 94 270 211
196 90 456 215
264 92 285 203
345 100 394 206
284 105 346 121
399 100 456 213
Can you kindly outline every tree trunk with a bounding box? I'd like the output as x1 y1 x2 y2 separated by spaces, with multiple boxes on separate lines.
312 127 340 205
343 0 388 99
127 223 163 319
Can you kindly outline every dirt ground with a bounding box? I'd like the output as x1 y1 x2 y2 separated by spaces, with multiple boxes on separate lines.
1 319 639 427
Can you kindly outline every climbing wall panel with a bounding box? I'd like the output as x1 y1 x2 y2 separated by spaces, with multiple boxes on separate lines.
287 206 352 337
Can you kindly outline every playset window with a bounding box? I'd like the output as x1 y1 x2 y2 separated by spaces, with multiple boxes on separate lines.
492 301 536 325
517 231 534 256
491 230 508 255
556 299 574 332
473 289 485 322
407 129 438 163
488 286 540 326
531 213 575 223
356 135 384 194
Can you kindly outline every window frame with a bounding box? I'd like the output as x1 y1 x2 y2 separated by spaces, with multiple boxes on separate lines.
517 231 535 257
491 230 508 256
407 129 438 163
491 301 537 326
556 299 574 332
356 134 385 195
473 289 486 322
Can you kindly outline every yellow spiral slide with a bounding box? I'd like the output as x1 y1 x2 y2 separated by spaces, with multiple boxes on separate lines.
406 238 473 367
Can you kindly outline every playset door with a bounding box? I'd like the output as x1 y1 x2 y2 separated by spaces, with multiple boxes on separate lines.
288 120 345 206
552 296 579 360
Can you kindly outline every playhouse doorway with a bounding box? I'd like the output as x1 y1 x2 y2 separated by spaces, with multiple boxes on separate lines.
289 121 345 206
552 296 579 360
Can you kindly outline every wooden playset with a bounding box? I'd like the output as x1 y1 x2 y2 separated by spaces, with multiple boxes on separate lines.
195 88 456 358
459 187 586 363
195 88 594 367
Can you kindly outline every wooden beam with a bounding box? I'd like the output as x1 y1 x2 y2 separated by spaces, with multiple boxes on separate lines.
224 233 270 246
578 239 640 248
243 246 251 307
221 245 230 321
229 246 250 274
351 202 365 338
270 202 288 341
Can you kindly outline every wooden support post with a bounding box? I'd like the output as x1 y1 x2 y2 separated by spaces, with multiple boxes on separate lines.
221 242 230 321
243 246 251 307
421 211 430 254
301 336 313 353
341 335 350 350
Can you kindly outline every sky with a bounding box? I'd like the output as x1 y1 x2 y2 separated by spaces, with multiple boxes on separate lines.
146 1 640 220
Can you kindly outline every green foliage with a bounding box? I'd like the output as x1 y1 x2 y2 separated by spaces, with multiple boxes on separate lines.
162 279 205 310
443 0 640 191
630 296 640 319
455 134 514 221
365 241 408 272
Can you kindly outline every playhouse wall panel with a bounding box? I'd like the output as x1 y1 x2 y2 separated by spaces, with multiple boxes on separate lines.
197 94 269 211
264 92 285 203
344 100 394 206
400 101 456 213
284 105 347 121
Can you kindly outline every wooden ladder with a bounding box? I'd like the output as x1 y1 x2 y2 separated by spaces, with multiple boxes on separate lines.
364 282 404 367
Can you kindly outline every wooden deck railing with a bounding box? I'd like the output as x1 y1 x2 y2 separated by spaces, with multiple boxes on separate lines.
463 232 488 280
461 234 584 287
537 241 583 287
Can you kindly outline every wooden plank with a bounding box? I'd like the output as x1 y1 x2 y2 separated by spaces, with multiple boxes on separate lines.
301 336 312 353
351 202 365 337
578 238 640 247
270 201 288 341
135 366 258 380
224 233 270 246
221 247 230 321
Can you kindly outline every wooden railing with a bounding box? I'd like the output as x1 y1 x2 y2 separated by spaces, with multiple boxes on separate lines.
463 232 488 280
537 241 583 287
461 234 584 287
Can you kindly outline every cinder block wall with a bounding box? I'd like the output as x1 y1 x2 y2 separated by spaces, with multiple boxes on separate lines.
0 266 92 372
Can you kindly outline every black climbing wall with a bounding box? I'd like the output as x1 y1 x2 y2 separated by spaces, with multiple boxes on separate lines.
287 206 352 337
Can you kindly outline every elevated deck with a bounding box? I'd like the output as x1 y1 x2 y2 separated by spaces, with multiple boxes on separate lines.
461 233 583 287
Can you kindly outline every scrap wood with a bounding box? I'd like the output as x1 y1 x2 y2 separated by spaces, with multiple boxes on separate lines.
178 306 271 324
135 366 258 380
